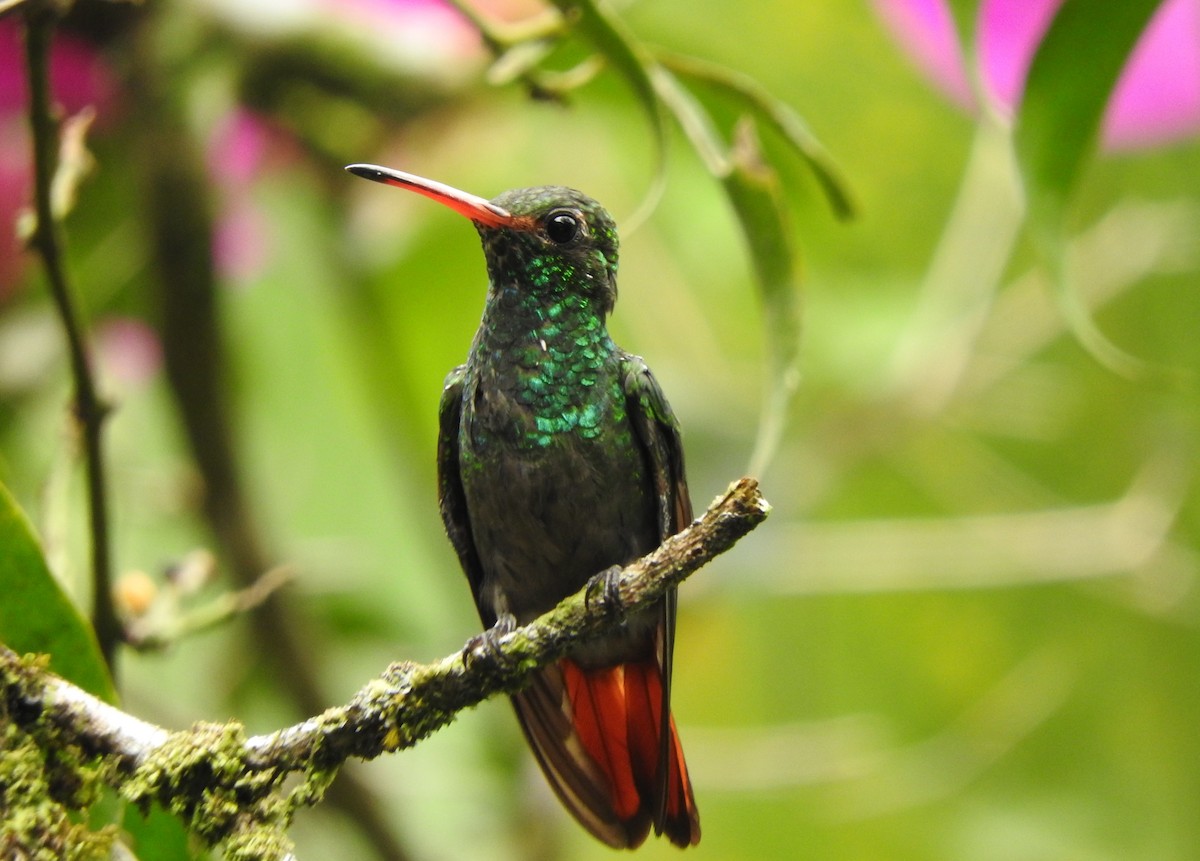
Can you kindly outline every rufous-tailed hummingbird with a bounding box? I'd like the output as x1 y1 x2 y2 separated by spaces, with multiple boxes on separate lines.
346 163 700 848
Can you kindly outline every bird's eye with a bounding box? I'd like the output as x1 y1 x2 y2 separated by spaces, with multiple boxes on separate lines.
544 210 582 245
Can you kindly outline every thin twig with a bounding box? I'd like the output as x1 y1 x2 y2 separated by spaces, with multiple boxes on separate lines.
22 5 121 672
123 566 295 651
442 0 564 53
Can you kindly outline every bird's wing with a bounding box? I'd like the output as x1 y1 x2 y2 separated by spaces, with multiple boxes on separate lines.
620 354 693 539
436 365 493 627
620 353 697 841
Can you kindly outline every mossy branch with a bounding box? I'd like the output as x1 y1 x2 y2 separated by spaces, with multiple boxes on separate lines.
1 478 768 860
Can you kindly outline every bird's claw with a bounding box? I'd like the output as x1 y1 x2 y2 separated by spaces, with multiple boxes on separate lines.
463 613 517 672
584 565 625 622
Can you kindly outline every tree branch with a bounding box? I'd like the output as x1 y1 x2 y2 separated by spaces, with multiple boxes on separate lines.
2 478 768 859
22 3 121 671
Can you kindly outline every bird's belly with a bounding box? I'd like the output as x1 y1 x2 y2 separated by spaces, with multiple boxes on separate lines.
460 426 657 628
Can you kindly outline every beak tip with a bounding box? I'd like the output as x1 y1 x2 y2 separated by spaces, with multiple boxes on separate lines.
342 162 514 228
345 163 383 182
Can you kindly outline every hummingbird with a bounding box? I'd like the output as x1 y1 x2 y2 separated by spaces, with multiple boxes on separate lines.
346 163 701 849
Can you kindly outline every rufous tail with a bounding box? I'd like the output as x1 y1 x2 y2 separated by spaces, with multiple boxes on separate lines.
561 658 700 847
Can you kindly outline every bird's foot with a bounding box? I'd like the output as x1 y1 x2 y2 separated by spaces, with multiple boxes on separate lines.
584 564 625 622
463 613 517 673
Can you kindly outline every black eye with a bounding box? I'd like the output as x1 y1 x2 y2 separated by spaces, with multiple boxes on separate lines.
544 210 581 245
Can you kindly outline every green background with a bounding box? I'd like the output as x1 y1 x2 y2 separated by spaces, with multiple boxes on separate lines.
2 0 1198 858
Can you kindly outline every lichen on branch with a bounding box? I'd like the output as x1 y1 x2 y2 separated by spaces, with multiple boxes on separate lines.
0 478 768 860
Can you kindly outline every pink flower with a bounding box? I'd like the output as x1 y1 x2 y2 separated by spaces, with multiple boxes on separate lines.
873 0 1200 149
204 108 289 283
95 317 163 390
0 130 27 296
0 19 117 298
0 19 116 118
319 0 482 63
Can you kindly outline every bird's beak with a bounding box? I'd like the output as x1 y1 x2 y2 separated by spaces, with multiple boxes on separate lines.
345 163 514 229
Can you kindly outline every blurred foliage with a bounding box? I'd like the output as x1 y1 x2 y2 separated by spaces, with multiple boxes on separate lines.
0 482 114 703
2 0 1199 859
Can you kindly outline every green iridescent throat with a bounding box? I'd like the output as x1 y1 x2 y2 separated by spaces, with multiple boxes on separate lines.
477 259 625 449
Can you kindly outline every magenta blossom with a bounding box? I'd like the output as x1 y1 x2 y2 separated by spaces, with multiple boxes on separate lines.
0 19 117 297
95 317 163 391
873 0 1200 149
205 109 284 283
0 19 116 119
319 0 482 64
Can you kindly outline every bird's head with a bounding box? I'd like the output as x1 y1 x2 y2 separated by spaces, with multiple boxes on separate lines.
347 165 620 316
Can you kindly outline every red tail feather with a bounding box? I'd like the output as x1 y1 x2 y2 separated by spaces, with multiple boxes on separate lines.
561 658 700 847
564 661 641 819
665 713 694 824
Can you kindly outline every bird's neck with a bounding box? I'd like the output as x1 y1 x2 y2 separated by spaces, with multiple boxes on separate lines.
468 283 620 447
474 280 612 362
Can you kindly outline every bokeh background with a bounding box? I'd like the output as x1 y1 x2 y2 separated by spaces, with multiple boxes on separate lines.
3 0 1199 859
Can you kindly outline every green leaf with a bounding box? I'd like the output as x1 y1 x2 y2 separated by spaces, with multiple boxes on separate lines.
1014 0 1165 240
652 65 728 175
1014 0 1166 375
658 51 857 220
721 121 804 477
547 0 667 226
655 70 804 475
548 0 660 138
122 803 203 861
0 480 116 703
